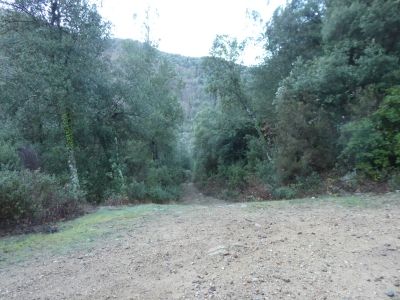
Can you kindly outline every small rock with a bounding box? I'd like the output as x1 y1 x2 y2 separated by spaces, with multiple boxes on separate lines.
209 286 216 292
208 245 229 256
385 290 395 297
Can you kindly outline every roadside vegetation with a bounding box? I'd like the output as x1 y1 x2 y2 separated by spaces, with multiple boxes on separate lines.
193 0 400 200
0 0 399 230
0 1 187 229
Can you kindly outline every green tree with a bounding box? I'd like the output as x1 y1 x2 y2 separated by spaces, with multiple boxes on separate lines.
0 0 110 198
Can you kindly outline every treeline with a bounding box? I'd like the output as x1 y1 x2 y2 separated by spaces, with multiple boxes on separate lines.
194 0 400 199
0 1 186 227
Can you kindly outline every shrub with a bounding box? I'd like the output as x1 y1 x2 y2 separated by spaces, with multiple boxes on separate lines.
340 87 400 179
125 180 147 200
220 162 248 190
220 188 241 201
293 172 323 195
388 173 400 191
147 185 180 204
0 142 20 171
272 186 297 199
254 160 277 185
340 118 390 179
0 170 83 227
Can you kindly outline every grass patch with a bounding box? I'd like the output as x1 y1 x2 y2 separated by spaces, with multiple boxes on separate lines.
0 204 178 266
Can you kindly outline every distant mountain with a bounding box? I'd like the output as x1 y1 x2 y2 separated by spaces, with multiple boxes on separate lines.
106 38 215 155
106 38 214 123
159 51 214 121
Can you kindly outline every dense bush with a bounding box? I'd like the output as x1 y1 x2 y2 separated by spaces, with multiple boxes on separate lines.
218 163 248 190
105 164 185 204
193 0 400 200
0 170 83 227
272 186 297 200
0 3 186 209
340 87 400 179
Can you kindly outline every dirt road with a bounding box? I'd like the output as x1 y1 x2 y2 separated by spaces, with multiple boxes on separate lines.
0 189 400 299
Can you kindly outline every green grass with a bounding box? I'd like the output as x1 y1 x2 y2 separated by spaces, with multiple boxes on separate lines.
0 204 180 267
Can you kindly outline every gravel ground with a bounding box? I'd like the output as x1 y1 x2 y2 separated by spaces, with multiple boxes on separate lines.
0 189 399 300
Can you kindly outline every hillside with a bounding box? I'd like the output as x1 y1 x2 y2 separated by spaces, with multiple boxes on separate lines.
106 39 214 120
106 38 216 156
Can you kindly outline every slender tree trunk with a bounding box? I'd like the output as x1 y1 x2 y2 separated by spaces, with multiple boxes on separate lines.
114 137 126 192
67 146 80 197
254 121 272 162
62 111 80 199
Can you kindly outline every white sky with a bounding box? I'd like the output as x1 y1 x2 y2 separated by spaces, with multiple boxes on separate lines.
99 0 286 65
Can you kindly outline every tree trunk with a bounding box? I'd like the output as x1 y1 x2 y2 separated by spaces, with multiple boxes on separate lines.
67 146 80 198
62 111 80 199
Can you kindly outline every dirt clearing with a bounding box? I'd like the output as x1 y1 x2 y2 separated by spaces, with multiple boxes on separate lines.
0 191 400 299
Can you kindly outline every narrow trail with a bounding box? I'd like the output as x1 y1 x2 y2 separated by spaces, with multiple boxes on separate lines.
0 193 400 299
180 183 225 205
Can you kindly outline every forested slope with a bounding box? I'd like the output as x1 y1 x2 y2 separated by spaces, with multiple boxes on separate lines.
0 1 191 228
193 0 400 200
107 39 214 161
0 0 399 229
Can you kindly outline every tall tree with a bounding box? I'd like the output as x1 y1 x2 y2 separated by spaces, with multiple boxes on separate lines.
0 0 110 197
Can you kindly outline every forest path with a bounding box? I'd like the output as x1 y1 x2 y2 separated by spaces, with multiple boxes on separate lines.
180 182 226 205
1 193 400 299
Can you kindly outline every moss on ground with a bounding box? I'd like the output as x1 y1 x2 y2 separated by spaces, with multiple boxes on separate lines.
0 204 179 266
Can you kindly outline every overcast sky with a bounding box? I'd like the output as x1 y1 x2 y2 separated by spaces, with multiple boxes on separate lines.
99 0 286 65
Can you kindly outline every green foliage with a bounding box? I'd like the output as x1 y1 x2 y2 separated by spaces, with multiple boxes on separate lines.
0 142 20 171
192 103 257 190
196 0 400 197
388 174 400 191
0 2 186 210
340 118 389 178
219 163 248 190
125 180 147 201
292 172 324 195
271 172 322 200
275 83 337 182
0 170 82 226
340 87 400 178
272 186 297 200
267 0 400 185
0 119 22 171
